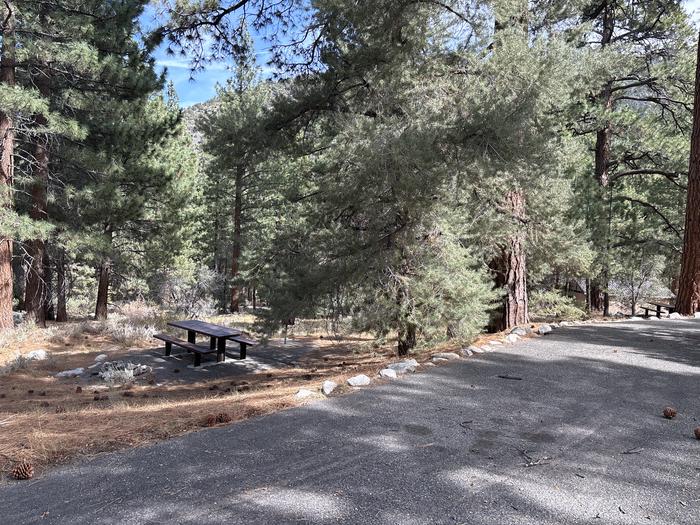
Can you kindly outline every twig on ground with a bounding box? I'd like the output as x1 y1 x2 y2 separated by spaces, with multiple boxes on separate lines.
517 448 551 467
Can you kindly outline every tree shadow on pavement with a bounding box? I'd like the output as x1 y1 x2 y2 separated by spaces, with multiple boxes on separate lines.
2 320 700 525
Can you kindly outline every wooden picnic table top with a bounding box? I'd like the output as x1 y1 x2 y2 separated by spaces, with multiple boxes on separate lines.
647 301 676 309
167 319 242 338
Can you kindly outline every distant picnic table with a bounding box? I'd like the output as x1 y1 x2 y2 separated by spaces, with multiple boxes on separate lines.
641 302 676 318
153 320 257 367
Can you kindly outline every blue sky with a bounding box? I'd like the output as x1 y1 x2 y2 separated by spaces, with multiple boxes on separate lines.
144 1 700 107
141 4 276 107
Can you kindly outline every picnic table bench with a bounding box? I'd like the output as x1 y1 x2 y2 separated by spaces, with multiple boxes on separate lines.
641 302 676 318
153 319 257 367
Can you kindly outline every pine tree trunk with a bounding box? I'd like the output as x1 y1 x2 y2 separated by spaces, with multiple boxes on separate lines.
230 164 243 313
95 228 112 320
501 190 529 330
43 251 54 321
0 2 16 330
56 250 67 322
595 2 615 188
397 322 416 356
676 32 700 315
24 86 50 327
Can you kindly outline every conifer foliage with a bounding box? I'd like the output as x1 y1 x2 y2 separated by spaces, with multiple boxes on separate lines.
2 0 700 352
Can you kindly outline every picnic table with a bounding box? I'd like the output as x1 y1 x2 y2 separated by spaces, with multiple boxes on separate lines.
153 320 257 367
641 302 676 318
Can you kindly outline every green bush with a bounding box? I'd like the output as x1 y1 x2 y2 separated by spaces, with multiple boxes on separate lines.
529 289 587 321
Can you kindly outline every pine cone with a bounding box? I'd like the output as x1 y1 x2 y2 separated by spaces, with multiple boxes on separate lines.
216 412 232 424
204 414 217 427
11 462 34 480
663 406 677 419
694 427 700 440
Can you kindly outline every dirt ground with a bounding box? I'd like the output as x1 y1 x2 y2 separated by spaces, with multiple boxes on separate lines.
0 315 553 480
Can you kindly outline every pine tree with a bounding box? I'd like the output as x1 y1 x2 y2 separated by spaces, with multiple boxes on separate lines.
0 1 16 329
677 32 700 315
199 22 271 313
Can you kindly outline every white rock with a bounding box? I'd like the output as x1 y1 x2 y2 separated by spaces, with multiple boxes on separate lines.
347 374 371 387
695 312 700 319
460 347 475 357
489 341 503 346
505 334 519 344
432 352 460 360
379 368 398 379
480 346 494 352
560 321 572 326
295 388 315 399
538 324 553 335
432 357 449 362
322 380 338 396
387 359 419 374
669 312 682 320
55 367 84 378
471 346 485 354
424 362 436 367
629 316 645 321
94 354 108 362
25 349 48 361
510 327 529 336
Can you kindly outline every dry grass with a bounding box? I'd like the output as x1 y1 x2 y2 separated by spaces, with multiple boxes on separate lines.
0 312 556 480
0 316 407 479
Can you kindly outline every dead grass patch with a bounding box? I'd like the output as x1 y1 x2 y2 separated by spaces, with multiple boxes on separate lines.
0 314 545 479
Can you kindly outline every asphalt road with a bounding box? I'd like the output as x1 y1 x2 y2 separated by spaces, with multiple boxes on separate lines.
2 319 700 524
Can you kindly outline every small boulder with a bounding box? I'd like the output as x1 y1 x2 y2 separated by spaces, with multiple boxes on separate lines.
432 352 460 360
347 374 371 387
510 327 529 337
471 346 485 354
387 359 419 374
489 341 503 346
669 312 682 320
25 349 48 361
695 313 700 319
379 368 398 379
321 380 338 396
460 347 475 357
55 367 84 378
295 388 315 399
505 334 519 344
480 346 494 352
94 354 108 363
538 324 553 335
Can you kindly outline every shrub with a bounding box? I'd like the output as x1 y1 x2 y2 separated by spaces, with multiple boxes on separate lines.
529 289 587 321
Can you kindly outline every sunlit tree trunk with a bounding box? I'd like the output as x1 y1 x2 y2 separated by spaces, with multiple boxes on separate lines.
503 192 528 328
677 32 700 315
0 1 16 330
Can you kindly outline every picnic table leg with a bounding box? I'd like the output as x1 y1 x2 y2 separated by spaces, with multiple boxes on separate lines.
193 352 201 367
187 330 196 344
239 342 247 360
165 342 172 356
656 305 662 318
217 337 226 362
210 336 216 350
